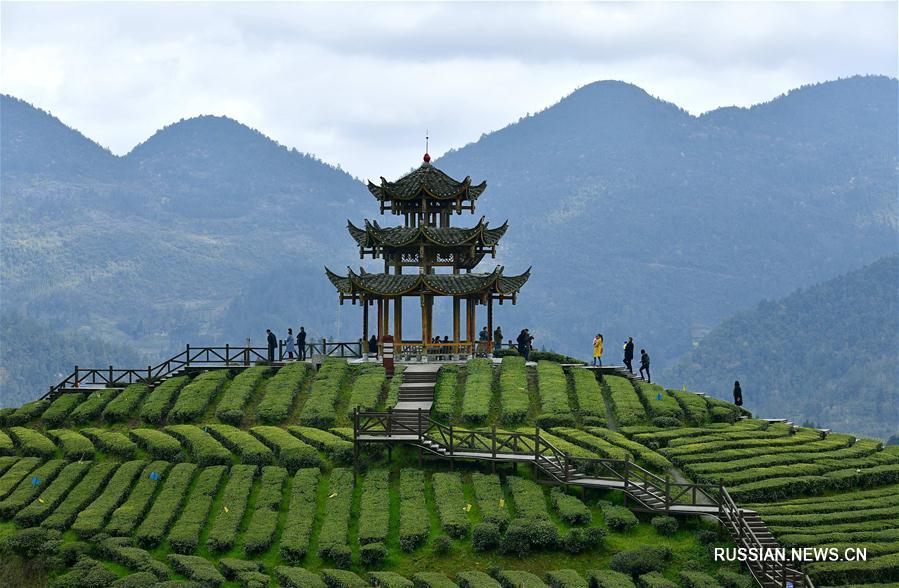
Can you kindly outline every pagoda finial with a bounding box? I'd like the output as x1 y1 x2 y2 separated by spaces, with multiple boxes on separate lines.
423 129 430 163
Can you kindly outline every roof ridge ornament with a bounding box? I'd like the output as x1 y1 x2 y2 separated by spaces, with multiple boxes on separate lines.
423 130 431 164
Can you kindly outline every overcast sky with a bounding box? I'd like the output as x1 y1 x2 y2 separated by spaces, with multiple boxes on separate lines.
2 1 896 180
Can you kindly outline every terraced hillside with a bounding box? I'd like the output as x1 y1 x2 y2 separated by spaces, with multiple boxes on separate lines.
0 357 896 588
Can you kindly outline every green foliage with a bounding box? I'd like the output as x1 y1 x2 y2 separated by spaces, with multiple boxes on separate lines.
600 501 638 532
688 438 882 476
166 424 232 466
530 351 585 364
651 515 678 536
317 467 354 564
169 465 227 553
413 572 457 587
206 423 274 465
583 427 672 470
243 465 287 555
635 382 682 420
71 459 147 537
0 459 66 518
13 461 91 527
571 369 606 425
432 471 470 538
457 571 503 588
167 554 225 587
729 463 899 501
0 431 12 456
219 557 261 579
102 383 150 422
358 468 389 545
106 461 172 536
535 361 575 427
6 399 51 426
299 359 351 428
250 425 320 471
399 468 429 552
495 569 549 587
48 428 95 459
586 570 637 588
433 364 459 421
679 571 721 588
8 426 57 457
134 462 197 547
545 569 588 588
461 358 494 424
472 522 501 551
41 461 117 530
369 571 414 587
637 573 677 588
472 472 510 529
100 538 168 580
361 542 388 566
275 566 327 588
667 390 708 425
0 456 41 499
288 425 353 464
609 546 672 576
206 464 257 551
384 364 407 409
552 427 630 460
499 356 530 424
52 557 119 588
168 369 230 423
139 375 189 424
715 571 752 588
69 388 119 423
347 363 386 417
551 487 591 525
560 527 605 554
604 376 648 427
280 468 320 563
215 366 269 424
507 476 549 522
81 427 137 457
807 552 899 585
130 428 183 460
41 393 84 426
321 568 367 587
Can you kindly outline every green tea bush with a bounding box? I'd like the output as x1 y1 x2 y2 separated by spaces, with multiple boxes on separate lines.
807 552 899 585
399 468 429 551
69 389 120 424
105 461 171 535
166 424 232 466
536 361 575 427
243 465 287 555
71 460 147 537
546 569 588 588
168 369 230 423
413 572 457 587
635 383 682 420
219 557 261 579
586 570 637 588
604 376 648 426
0 407 14 426
206 423 274 465
169 465 227 553
473 522 501 551
715 571 752 588
0 455 17 476
583 427 672 470
110 572 158 588
494 569 549 587
551 487 591 525
610 546 671 576
8 426 56 457
100 538 168 580
530 351 585 364
81 427 137 457
0 432 12 456
500 519 559 557
215 366 269 424
471 473 510 528
0 459 66 518
361 541 388 566
665 428 825 457
499 356 530 424
729 463 899 502
250 425 320 471
369 571 414 587
709 406 737 423
41 393 84 426
317 468 354 564
600 502 638 532
571 368 606 425
457 571 503 588
384 364 407 409
560 527 605 554
102 384 150 422
206 464 257 551
7 399 51 426
669 435 853 466
134 462 197 547
280 468 321 563
48 428 95 459
552 427 630 460
679 572 721 588
13 461 91 527
275 566 327 588
347 363 386 417
358 468 389 545
41 461 117 530
637 573 676 588
651 515 678 536
167 554 225 587
288 426 353 464
461 358 494 424
688 439 882 477
666 390 708 424
508 476 549 522
0 457 40 499
139 375 190 423
433 472 471 537
129 428 182 460
321 568 367 587
433 364 459 421
651 417 681 428
299 359 351 428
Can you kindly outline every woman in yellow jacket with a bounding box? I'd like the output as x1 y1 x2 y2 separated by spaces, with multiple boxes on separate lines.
592 333 603 366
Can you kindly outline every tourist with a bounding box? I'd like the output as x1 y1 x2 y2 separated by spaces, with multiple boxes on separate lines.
623 337 635 373
297 327 307 361
639 349 651 383
493 326 503 356
478 326 489 357
285 328 295 360
733 381 743 407
266 329 277 362
368 335 378 359
433 336 443 360
516 329 529 360
442 335 450 360
593 333 604 366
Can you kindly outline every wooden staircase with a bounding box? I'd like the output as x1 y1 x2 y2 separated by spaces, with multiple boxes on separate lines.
388 364 440 435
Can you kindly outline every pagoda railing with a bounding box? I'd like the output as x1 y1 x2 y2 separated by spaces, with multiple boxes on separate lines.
391 341 496 362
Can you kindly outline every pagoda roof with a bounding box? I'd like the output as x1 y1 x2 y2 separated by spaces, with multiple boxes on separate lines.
367 162 487 201
347 217 508 248
325 266 530 297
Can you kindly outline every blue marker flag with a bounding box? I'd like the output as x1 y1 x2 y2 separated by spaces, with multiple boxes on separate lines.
149 471 159 481
31 476 41 487
656 393 663 401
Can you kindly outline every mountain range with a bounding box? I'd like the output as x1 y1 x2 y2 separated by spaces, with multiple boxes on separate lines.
1 75 896 437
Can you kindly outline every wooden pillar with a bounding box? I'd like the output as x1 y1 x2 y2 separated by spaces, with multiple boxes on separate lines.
420 295 428 352
426 295 433 342
394 297 403 350
487 295 493 354
452 297 460 356
377 299 383 343
383 297 391 340
362 298 369 343
466 297 475 353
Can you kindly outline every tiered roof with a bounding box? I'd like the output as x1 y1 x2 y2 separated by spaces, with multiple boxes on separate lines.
367 161 486 203
347 217 508 249
326 266 531 297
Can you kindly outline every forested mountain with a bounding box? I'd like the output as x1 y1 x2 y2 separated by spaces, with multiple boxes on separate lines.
1 75 896 407
663 255 899 440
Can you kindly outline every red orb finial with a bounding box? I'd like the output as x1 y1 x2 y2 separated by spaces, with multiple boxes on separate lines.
423 152 431 163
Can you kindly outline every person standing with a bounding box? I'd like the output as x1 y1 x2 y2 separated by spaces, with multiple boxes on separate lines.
478 326 489 357
639 349 651 383
493 326 503 357
733 381 743 407
285 328 296 360
592 333 604 366
516 329 529 360
623 337 635 373
368 334 378 359
266 329 277 362
297 327 307 361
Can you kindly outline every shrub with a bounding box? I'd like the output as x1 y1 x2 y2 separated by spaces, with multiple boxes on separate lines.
206 423 274 465
384 364 407 409
250 425 320 471
167 554 225 587
134 462 197 547
0 459 66 518
413 572 458 588
256 363 311 423
219 557 261 579
551 488 591 525
81 427 137 457
41 461 117 530
679 572 721 588
347 363 386 418
546 569 588 588
637 573 676 588
552 427 630 460
457 571 503 588
4 526 61 559
205 464 256 551
102 384 150 422
571 368 606 425
0 432 14 456
48 428 95 460
139 375 189 423
500 519 559 557
709 406 737 423
433 364 459 421
129 428 183 460
432 535 453 555
586 570 636 588
651 417 681 428
361 542 388 566
667 390 708 425
651 515 678 536
105 461 172 535
288 426 353 464
0 457 41 500
583 427 672 471
697 529 722 545
7 399 51 426
561 527 605 554
715 571 752 588
499 356 529 424
600 502 638 532
280 468 321 563
275 566 327 588
52 557 118 588
110 573 158 588
165 424 232 466
728 463 899 502
169 465 227 553
358 468 389 545
507 475 549 522
535 361 575 427
13 461 91 527
399 468 429 551
243 465 287 555
321 568 367 587
317 468 354 563
461 358 494 424
635 382 682 421
0 407 14 426
100 538 168 579
8 426 56 457
69 389 120 423
530 351 585 364
609 546 672 576
71 460 147 537
168 369 230 423
807 552 899 585
494 570 548 588
369 571 414 588
432 472 471 537
215 366 269 424
473 522 501 551
604 376 648 426
41 393 84 426
472 472 510 529
299 359 351 428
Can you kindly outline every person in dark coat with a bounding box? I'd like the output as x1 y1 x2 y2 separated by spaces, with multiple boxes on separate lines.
266 329 277 362
368 335 378 359
639 348 651 383
516 329 530 360
623 337 635 373
297 327 307 361
493 326 503 357
733 381 743 407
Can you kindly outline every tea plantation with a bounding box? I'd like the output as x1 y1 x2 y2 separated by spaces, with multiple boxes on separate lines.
0 358 896 587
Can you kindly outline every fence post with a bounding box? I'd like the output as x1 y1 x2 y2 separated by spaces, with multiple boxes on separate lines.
665 475 671 514
719 479 724 519
564 454 570 484
186 344 191 366
449 423 454 456
417 408 423 443
225 343 230 365
491 424 497 460
387 407 393 438
74 365 79 388
244 338 250 366
352 408 358 484
108 365 113 385
278 340 283 361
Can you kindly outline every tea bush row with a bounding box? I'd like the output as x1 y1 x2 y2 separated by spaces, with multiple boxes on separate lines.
0 459 66 519
250 425 320 471
168 369 231 423
299 359 351 429
169 465 227 553
571 368 606 425
8 426 56 457
134 462 197 547
82 427 137 457
688 439 882 476
255 362 311 424
71 459 147 537
106 460 172 536
583 427 672 471
471 472 509 529
215 366 270 424
551 487 591 525
41 461 118 530
669 435 855 465
166 424 232 466
552 427 630 460
729 463 899 502
461 358 494 424
70 388 120 423
206 423 274 465
140 375 190 424
666 390 708 424
399 468 429 551
103 384 150 422
280 468 320 563
358 468 389 545
243 465 288 555
12 460 91 527
507 475 549 522
206 464 257 551
384 364 406 409
288 426 352 464
433 471 471 538
346 363 386 417
635 382 682 420
168 554 226 587
317 467 354 566
41 393 84 426
130 428 183 460
604 376 648 426
499 356 529 424
535 361 575 427
48 428 95 459
433 364 459 421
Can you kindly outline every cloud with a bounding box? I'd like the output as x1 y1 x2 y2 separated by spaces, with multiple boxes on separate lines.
1 1 895 180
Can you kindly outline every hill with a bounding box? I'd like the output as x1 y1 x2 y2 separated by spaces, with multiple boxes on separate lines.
662 255 899 440
0 357 897 587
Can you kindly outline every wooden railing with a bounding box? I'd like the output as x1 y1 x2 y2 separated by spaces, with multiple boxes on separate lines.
390 341 495 361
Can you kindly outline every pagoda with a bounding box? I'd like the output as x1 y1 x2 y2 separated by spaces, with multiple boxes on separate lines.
325 151 530 357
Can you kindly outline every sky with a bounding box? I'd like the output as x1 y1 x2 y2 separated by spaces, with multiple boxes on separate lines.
1 1 896 181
